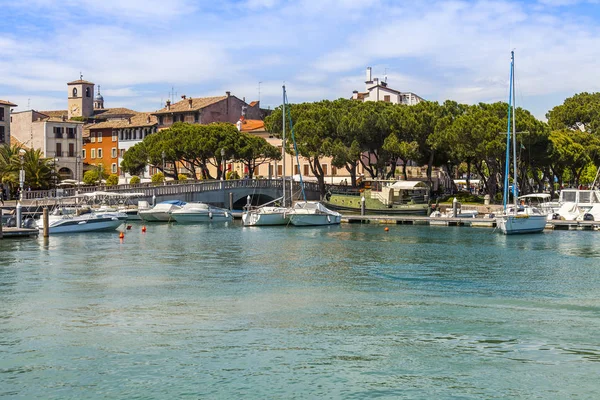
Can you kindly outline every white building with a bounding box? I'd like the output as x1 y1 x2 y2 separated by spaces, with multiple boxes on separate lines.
10 110 84 180
352 67 424 105
0 99 17 145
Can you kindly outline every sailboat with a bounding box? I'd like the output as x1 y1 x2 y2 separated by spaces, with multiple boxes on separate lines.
242 85 291 226
496 51 547 235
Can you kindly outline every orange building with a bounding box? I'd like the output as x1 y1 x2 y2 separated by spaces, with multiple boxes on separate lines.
83 124 120 176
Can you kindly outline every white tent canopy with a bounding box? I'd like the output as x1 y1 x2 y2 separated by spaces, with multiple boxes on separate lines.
390 180 429 190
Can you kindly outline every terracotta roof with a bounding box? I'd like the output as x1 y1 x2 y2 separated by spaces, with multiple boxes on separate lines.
39 110 68 118
10 136 29 148
153 96 227 115
68 79 94 85
249 101 259 107
88 112 157 130
93 107 138 118
239 119 265 132
0 100 17 107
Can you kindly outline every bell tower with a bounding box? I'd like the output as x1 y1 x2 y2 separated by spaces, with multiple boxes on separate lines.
67 73 94 119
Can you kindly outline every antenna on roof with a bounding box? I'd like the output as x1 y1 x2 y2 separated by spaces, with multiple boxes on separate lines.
27 98 30 109
384 68 388 83
258 81 263 103
80 72 83 80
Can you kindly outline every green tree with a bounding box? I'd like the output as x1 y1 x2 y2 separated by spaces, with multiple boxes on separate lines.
129 176 141 185
106 174 119 186
547 92 600 134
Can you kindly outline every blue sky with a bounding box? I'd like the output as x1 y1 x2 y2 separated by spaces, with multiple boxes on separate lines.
1 0 599 120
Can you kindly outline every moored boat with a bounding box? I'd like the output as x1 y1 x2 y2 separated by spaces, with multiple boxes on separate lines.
170 202 232 223
138 200 186 222
288 201 341 226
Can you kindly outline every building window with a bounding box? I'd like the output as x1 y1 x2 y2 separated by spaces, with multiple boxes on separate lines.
68 143 75 157
303 164 309 176
120 149 125 157
112 148 117 158
85 87 91 97
97 133 102 143
277 165 282 176
112 131 118 142
294 165 299 175
91 132 96 143
194 113 199 123
322 165 328 175
332 166 337 176
0 107 4 121
97 148 102 158
0 126 4 143
72 88 78 97
82 149 86 159
54 126 64 138
56 143 62 157
91 149 96 159
67 127 76 139
384 95 390 102
158 116 163 125
111 163 117 173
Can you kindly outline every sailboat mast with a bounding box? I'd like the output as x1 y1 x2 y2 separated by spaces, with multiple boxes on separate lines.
503 52 514 211
282 85 286 207
511 51 518 209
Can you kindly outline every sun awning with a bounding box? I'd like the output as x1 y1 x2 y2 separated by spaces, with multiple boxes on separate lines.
390 180 429 190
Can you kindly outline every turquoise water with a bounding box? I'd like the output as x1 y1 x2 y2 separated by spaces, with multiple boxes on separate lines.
1 223 600 399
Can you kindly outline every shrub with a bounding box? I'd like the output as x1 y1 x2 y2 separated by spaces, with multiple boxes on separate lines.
226 170 240 180
83 170 100 185
178 174 188 181
106 174 119 186
151 172 164 184
129 176 140 185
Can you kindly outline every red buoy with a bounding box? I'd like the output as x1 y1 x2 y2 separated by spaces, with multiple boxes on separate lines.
142 226 147 233
384 227 389 232
119 232 125 239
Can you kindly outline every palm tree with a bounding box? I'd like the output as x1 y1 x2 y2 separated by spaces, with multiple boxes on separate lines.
0 143 23 197
22 148 54 190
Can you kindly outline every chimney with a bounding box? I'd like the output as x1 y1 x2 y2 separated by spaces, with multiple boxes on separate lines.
61 115 66 121
366 67 372 82
181 94 186 100
166 100 171 110
226 91 230 97
146 115 151 123
188 98 193 109
128 117 132 124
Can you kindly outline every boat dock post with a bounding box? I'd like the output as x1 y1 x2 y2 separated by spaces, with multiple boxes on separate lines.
361 196 365 216
43 208 49 238
0 209 3 239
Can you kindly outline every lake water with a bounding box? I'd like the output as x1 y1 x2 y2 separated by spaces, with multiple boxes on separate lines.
1 223 600 399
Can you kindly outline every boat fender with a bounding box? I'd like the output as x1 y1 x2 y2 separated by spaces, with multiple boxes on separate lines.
209 212 213 220
583 213 594 221
224 212 229 218
552 213 561 220
327 215 331 223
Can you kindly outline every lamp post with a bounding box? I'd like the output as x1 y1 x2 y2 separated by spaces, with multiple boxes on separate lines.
16 149 25 228
53 157 59 198
161 150 166 185
221 148 225 181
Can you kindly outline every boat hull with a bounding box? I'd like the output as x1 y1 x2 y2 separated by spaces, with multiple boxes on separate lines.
242 208 290 226
47 216 125 234
138 211 172 222
289 214 341 226
496 214 547 234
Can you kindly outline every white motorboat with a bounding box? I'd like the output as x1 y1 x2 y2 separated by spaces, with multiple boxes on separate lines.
288 201 341 226
138 200 186 222
496 51 546 235
242 206 290 226
170 202 232 223
44 207 126 234
496 204 547 235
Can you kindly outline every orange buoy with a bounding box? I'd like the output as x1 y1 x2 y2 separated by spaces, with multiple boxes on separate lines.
142 226 147 233
384 227 389 232
119 232 125 239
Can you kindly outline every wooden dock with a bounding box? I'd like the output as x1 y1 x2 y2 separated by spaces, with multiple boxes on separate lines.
342 215 600 231
0 227 40 238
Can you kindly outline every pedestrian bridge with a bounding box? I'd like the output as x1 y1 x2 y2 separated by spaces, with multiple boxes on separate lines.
23 179 322 209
